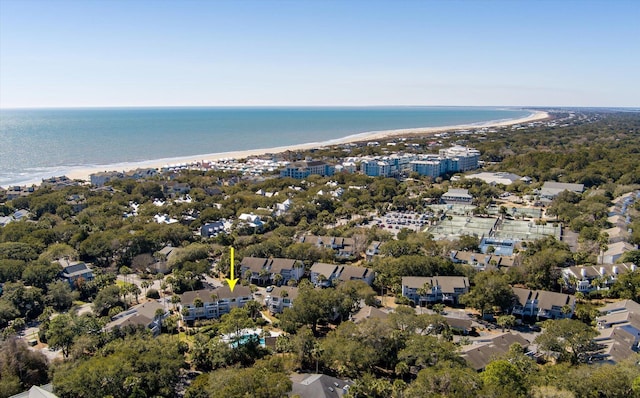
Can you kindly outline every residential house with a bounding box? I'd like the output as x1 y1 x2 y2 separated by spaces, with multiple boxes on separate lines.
401 276 470 305
599 300 640 315
65 194 87 213
308 262 375 288
441 188 473 205
265 286 298 314
41 176 79 190
6 185 36 200
511 287 576 319
12 209 30 221
0 215 12 227
274 198 293 216
310 262 342 287
461 333 529 371
59 261 94 288
179 285 253 322
239 257 304 286
240 257 271 285
269 258 305 285
595 299 640 363
238 213 264 229
289 373 353 398
562 263 635 293
153 245 178 274
598 241 637 264
351 305 389 324
594 328 638 364
153 214 178 224
90 171 124 187
444 316 473 335
9 384 58 398
200 220 230 238
607 214 627 227
163 181 191 197
337 265 375 286
105 300 168 336
365 241 382 261
603 226 630 244
299 235 359 258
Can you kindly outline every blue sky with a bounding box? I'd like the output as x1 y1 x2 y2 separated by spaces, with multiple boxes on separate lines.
1 0 638 108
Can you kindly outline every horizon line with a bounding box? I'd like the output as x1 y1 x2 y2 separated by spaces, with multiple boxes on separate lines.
1 104 637 111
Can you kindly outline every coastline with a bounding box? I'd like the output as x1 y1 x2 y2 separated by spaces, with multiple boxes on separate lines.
13 110 549 186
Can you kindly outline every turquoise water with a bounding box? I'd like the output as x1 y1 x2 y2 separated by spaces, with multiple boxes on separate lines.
230 333 265 348
0 107 530 186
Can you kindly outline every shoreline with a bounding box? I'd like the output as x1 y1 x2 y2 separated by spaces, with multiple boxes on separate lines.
6 110 549 187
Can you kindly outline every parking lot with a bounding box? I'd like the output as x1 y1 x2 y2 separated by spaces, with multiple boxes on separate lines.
371 211 435 233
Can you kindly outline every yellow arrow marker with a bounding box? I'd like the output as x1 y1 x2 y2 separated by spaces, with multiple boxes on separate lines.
225 246 239 292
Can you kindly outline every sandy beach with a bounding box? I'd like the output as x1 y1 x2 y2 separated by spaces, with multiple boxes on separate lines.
62 110 548 182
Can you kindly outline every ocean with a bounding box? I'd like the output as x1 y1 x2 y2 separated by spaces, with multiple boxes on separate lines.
0 107 531 186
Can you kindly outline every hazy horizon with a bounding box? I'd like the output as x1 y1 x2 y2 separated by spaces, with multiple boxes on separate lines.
1 0 639 109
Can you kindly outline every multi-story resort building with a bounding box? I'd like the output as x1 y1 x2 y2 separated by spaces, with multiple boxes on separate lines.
438 145 481 172
280 160 334 179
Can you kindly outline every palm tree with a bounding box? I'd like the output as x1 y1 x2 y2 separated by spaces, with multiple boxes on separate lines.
273 273 284 286
129 284 141 304
119 266 132 284
141 280 151 296
258 269 270 286
154 308 165 321
243 270 253 282
311 342 324 374
170 295 181 311
245 300 262 320
416 282 432 310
